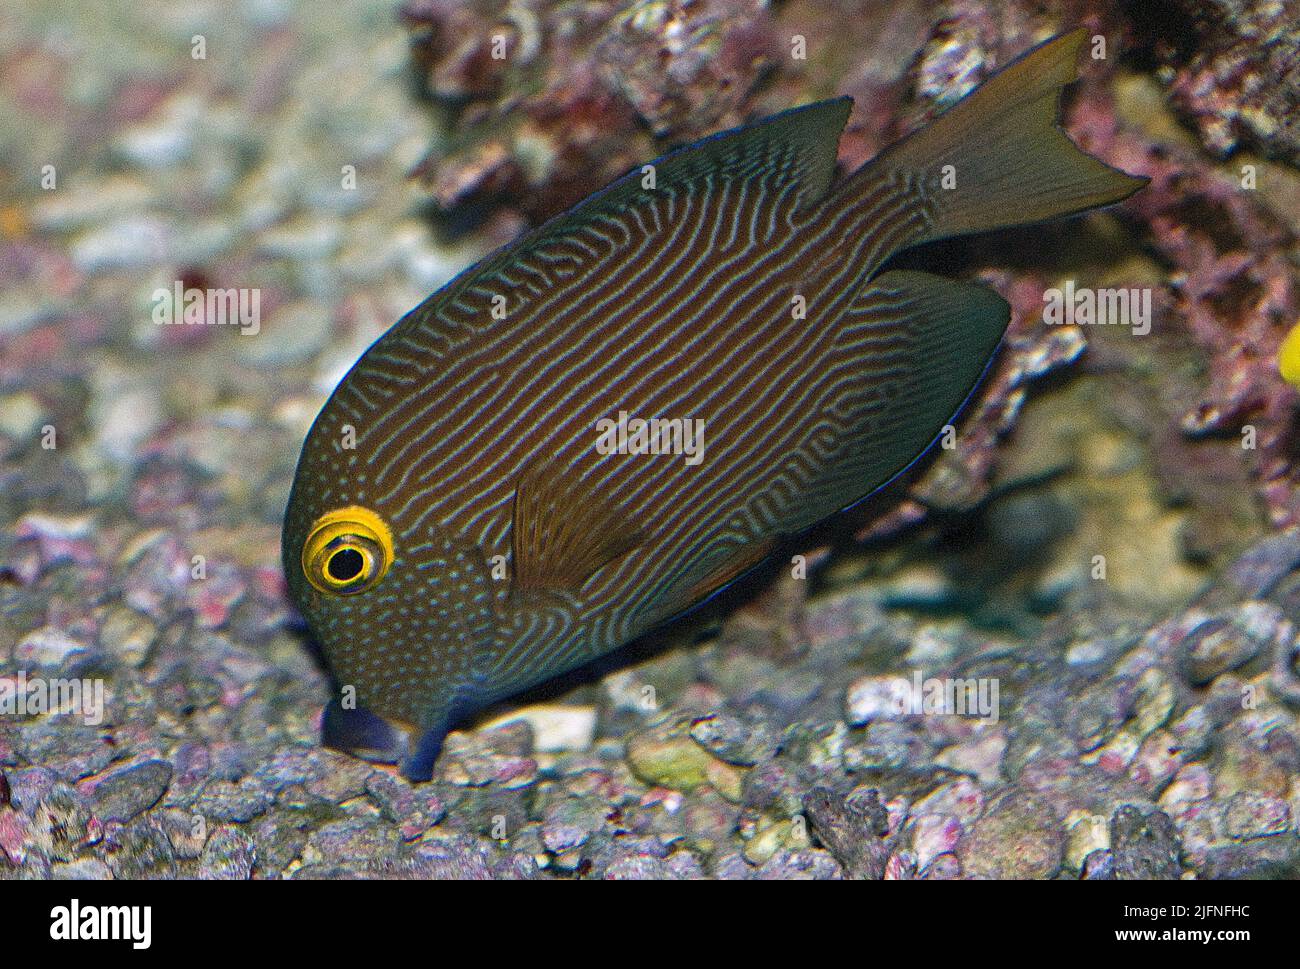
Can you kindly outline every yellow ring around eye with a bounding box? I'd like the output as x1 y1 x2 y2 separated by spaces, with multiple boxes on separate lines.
302 505 393 595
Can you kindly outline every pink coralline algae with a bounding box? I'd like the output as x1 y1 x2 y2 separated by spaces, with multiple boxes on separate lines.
1101 107 1300 525
1146 0 1300 166
402 0 782 221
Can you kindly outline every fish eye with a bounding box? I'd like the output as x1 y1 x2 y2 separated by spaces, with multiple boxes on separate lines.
302 506 393 595
327 547 365 582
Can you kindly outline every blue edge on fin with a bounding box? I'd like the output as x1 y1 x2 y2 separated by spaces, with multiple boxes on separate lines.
400 686 483 781
400 726 447 782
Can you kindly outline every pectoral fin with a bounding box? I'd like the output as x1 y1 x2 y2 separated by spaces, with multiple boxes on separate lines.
511 461 645 594
631 533 779 631
685 536 778 602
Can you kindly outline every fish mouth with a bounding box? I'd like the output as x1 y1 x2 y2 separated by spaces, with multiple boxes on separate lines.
321 698 413 765
320 698 449 782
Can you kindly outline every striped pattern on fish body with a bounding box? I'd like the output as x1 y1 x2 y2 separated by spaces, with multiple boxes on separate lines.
282 29 1146 779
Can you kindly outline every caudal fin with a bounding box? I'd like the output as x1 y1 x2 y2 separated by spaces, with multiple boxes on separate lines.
868 29 1147 245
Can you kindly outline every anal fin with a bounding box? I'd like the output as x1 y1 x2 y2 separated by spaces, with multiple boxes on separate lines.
784 268 1011 531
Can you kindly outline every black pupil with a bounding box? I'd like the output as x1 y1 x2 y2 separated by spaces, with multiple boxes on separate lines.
327 548 365 582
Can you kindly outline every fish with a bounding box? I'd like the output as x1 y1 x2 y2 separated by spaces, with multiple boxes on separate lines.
282 29 1147 780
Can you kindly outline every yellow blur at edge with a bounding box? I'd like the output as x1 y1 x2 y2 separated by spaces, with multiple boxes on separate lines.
1280 321 1300 389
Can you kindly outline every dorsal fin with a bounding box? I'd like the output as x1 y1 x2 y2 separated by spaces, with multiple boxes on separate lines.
384 98 851 357
561 97 852 225
510 461 645 594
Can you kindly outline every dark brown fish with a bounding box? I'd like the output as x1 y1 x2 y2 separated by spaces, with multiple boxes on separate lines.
282 29 1146 779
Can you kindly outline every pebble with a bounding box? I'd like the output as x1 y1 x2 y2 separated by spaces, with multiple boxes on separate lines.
1110 806 1183 879
743 815 810 865
15 626 91 669
27 781 96 863
934 731 1005 786
28 175 156 231
1065 638 1111 666
1223 791 1292 840
365 772 446 837
97 605 157 667
17 725 115 781
605 855 676 879
304 757 375 803
754 847 842 880
302 818 400 868
70 215 176 271
1065 809 1111 872
199 825 257 880
157 809 208 859
82 760 173 824
90 378 164 463
0 391 47 441
482 704 598 753
1220 527 1300 600
923 852 962 879
959 792 1063 879
912 812 962 870
1180 610 1269 684
911 777 984 821
1132 667 1177 736
195 779 274 824
689 712 778 766
541 797 605 854
107 819 176 879
1160 763 1214 809
1082 849 1115 879
50 858 114 879
801 785 891 879
1129 728 1184 794
625 718 746 801
249 812 311 873
845 674 910 726
111 94 204 168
